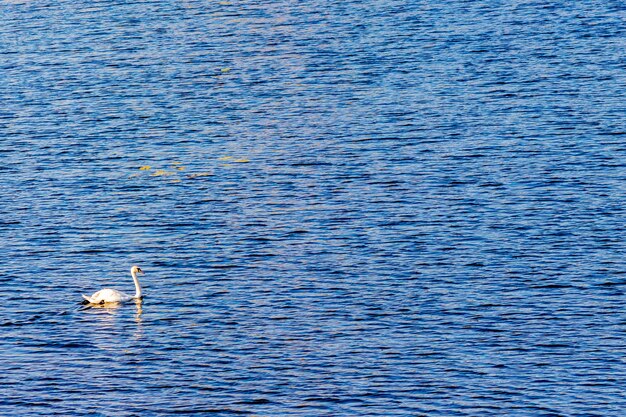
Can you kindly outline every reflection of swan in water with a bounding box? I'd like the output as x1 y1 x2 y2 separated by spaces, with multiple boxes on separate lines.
82 266 144 304
134 298 143 322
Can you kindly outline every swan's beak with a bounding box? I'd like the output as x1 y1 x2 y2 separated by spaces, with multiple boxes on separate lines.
138 268 145 275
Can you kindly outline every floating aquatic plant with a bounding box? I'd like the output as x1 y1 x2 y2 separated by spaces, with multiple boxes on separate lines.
151 169 174 177
131 156 248 183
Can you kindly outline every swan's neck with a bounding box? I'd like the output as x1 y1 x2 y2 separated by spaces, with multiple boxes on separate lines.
131 270 142 299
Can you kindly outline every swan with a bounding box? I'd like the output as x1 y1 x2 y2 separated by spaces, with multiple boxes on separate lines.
82 265 145 304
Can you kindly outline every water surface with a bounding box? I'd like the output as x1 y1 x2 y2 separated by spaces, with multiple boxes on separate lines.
1 0 625 415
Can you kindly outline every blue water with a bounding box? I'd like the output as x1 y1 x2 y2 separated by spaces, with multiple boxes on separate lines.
1 0 625 415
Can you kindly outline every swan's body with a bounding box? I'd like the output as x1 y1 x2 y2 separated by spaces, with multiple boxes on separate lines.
82 266 144 304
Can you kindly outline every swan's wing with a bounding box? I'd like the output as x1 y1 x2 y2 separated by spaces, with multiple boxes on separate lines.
86 288 131 303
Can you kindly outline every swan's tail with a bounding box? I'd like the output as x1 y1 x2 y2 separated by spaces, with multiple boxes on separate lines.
81 294 94 304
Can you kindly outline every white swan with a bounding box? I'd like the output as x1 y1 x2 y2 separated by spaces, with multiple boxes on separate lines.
82 265 145 304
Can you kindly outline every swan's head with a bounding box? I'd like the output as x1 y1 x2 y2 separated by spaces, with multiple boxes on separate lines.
131 265 144 275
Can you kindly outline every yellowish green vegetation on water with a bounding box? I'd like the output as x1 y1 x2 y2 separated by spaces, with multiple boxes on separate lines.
131 156 249 182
